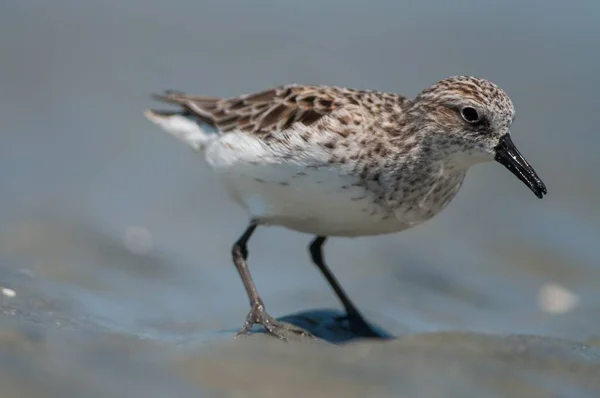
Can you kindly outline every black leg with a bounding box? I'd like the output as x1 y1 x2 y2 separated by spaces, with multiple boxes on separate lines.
232 222 309 340
231 222 260 302
309 236 380 337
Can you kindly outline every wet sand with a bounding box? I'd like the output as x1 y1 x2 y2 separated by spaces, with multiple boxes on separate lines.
1 218 600 397
2 309 600 397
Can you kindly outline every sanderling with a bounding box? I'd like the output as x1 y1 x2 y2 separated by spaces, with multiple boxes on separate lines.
145 76 547 339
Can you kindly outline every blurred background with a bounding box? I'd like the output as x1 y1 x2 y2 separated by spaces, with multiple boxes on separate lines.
1 0 600 396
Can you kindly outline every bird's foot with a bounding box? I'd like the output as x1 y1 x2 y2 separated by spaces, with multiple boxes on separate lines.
236 301 314 341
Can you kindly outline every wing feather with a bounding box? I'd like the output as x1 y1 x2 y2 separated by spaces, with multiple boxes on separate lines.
151 85 342 136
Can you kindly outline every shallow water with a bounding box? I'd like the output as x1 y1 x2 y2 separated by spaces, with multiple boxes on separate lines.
1 0 600 396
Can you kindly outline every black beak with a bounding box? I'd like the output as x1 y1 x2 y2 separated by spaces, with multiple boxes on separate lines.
494 134 547 199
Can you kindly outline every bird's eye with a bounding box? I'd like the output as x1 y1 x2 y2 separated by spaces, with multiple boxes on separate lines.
461 107 480 123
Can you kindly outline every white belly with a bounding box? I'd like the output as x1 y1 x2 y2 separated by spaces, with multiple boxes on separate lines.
203 131 431 237
222 163 415 236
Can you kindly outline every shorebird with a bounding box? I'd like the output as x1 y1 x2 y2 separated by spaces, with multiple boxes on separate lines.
144 76 547 339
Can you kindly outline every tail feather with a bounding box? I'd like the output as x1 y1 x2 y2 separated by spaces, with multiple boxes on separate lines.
149 91 221 126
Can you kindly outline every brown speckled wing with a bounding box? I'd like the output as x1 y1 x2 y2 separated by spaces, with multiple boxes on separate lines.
152 85 343 136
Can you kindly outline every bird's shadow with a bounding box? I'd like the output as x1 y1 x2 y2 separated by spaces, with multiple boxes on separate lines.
273 308 394 344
